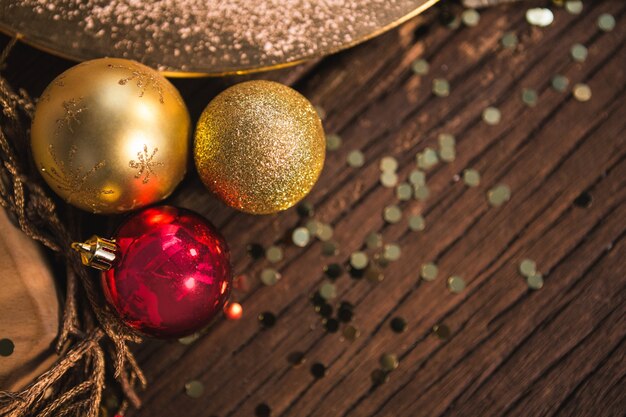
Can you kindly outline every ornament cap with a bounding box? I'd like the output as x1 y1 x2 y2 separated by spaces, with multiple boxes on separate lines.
71 235 118 271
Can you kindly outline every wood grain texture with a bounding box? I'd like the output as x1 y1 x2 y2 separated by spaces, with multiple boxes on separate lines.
1 0 624 416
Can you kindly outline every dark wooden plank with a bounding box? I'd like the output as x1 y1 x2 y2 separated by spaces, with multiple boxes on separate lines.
1 1 624 416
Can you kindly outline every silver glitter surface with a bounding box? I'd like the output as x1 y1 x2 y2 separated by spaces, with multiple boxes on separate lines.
0 0 438 75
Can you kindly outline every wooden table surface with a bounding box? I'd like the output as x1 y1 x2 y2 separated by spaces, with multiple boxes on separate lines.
2 1 625 416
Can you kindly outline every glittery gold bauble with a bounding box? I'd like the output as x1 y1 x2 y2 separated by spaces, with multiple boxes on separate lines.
194 81 325 214
31 58 190 214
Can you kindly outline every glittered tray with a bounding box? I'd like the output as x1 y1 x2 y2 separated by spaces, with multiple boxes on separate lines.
0 0 438 77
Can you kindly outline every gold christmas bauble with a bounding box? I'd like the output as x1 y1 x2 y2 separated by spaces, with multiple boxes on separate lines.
31 58 190 214
194 80 325 215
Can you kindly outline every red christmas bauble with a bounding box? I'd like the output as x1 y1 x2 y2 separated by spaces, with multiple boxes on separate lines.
101 206 232 338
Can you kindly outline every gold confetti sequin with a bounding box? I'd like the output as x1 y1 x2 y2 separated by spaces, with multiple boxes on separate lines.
184 380 204 398
417 147 439 170
526 8 554 27
261 268 281 286
383 244 401 261
408 215 426 231
343 325 360 341
409 170 426 186
380 353 399 371
380 156 399 172
365 232 383 249
321 241 339 257
488 184 511 206
573 83 592 102
432 78 450 97
598 13 616 32
527 273 544 290
519 259 537 277
501 31 518 49
411 58 430 75
447 276 466 293
396 183 413 201
420 262 438 281
482 106 501 125
347 150 365 167
350 251 369 270
383 205 402 223
380 171 399 188
462 169 481 187
461 9 480 27
433 324 451 340
522 88 538 107
320 282 337 300
414 185 430 201
292 227 311 247
552 75 570 92
565 0 583 15
326 133 342 151
570 43 588 62
266 245 283 263
316 223 334 241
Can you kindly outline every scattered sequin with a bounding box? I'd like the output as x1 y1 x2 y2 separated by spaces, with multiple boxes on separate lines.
461 9 480 27
365 264 384 283
397 183 413 201
350 251 369 270
408 215 426 231
565 0 583 15
598 13 616 32
526 8 554 27
383 244 401 261
522 88 538 107
409 170 426 186
321 241 339 256
380 353 399 371
287 351 306 367
447 276 466 293
316 223 334 241
573 191 592 208
462 169 481 187
343 325 361 341
417 148 439 170
519 259 537 277
371 369 390 386
501 31 518 49
573 83 592 102
482 106 501 125
266 246 283 263
380 171 399 188
305 219 320 235
311 362 327 378
438 133 456 148
338 303 354 322
527 273 544 290
390 317 407 333
258 312 277 328
297 202 314 218
551 75 570 92
0 338 15 356
184 380 204 398
380 156 399 172
324 263 343 279
365 232 383 249
316 302 333 318
433 78 450 97
433 323 451 340
488 184 511 206
326 134 342 151
324 318 340 333
247 243 265 259
411 58 430 75
414 185 430 201
383 204 402 223
347 150 365 167
320 282 337 300
292 227 311 247
420 262 439 281
255 403 271 417
439 146 456 162
260 268 281 286
570 43 588 62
